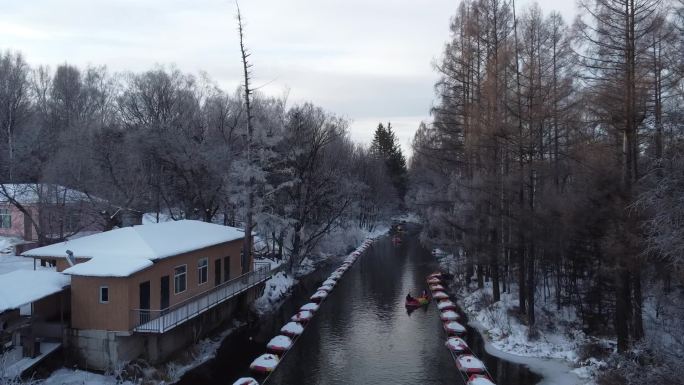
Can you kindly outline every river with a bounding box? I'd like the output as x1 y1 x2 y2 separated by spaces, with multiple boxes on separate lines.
178 228 541 385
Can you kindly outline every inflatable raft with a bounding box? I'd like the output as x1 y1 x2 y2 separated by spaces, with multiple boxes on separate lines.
440 310 460 321
310 290 328 302
266 335 293 354
250 353 279 373
280 321 304 337
445 336 469 354
443 320 467 335
432 291 449 300
300 302 320 312
456 354 486 374
437 300 457 311
232 377 259 385
405 296 430 307
291 310 314 323
318 284 334 292
467 374 496 385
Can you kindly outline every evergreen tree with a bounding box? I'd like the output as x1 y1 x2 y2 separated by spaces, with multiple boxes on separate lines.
370 122 408 202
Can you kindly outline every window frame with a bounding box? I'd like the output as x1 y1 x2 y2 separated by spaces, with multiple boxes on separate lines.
197 257 208 286
99 286 109 304
174 264 187 295
0 208 11 229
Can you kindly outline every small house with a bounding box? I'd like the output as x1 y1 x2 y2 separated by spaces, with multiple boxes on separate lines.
22 220 269 371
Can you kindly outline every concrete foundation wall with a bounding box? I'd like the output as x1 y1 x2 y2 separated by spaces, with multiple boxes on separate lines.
67 284 262 371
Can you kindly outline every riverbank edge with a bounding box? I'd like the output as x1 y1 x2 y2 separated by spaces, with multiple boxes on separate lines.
466 318 584 385
432 249 591 385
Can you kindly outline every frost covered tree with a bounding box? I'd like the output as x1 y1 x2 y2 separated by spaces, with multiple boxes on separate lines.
0 51 31 180
264 103 357 271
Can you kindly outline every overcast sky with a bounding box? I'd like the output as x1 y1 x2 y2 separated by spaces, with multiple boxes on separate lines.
0 0 578 156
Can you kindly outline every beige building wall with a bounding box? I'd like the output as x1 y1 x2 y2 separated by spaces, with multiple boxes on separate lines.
71 276 131 331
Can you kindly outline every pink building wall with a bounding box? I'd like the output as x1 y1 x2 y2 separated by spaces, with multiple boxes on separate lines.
0 203 104 242
0 204 30 240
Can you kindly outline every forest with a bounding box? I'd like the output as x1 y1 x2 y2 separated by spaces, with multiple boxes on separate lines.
408 0 683 382
0 48 407 272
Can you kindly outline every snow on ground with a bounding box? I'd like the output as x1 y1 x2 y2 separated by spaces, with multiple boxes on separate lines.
252 222 388 315
434 248 459 275
295 257 316 277
0 237 17 254
142 212 174 224
431 246 607 384
461 288 582 362
452 276 605 384
252 271 295 315
391 212 422 224
467 329 588 385
35 368 136 385
33 320 246 385
313 223 388 261
163 321 243 382
253 256 283 271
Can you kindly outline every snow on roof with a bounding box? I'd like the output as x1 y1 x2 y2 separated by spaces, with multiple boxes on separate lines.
63 257 154 277
23 220 245 277
0 183 90 205
0 270 70 312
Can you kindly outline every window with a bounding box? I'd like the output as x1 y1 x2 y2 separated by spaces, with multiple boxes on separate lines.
174 265 187 294
197 258 208 285
223 256 231 281
64 211 81 232
99 286 109 303
0 208 11 229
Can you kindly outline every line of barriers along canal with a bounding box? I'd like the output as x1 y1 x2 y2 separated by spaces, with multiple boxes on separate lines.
230 237 377 385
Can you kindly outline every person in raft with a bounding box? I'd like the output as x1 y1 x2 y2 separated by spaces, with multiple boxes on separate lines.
406 292 414 302
421 289 427 298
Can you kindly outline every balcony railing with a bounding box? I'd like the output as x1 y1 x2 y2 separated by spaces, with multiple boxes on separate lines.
130 262 271 333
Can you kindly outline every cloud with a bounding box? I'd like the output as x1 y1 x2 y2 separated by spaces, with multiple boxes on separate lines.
0 0 576 149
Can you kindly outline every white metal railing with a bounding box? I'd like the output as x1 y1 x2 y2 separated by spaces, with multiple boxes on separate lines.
130 263 271 333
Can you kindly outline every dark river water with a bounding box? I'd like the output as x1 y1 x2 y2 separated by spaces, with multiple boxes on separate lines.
178 229 542 385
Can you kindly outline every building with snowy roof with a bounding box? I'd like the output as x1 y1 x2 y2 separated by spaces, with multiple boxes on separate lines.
0 183 104 244
21 220 271 371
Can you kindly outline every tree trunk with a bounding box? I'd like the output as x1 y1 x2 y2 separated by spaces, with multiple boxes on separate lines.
632 266 644 340
615 265 631 352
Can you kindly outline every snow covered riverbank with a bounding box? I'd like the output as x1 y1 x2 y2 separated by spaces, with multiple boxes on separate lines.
252 224 389 316
435 251 605 385
467 329 585 385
